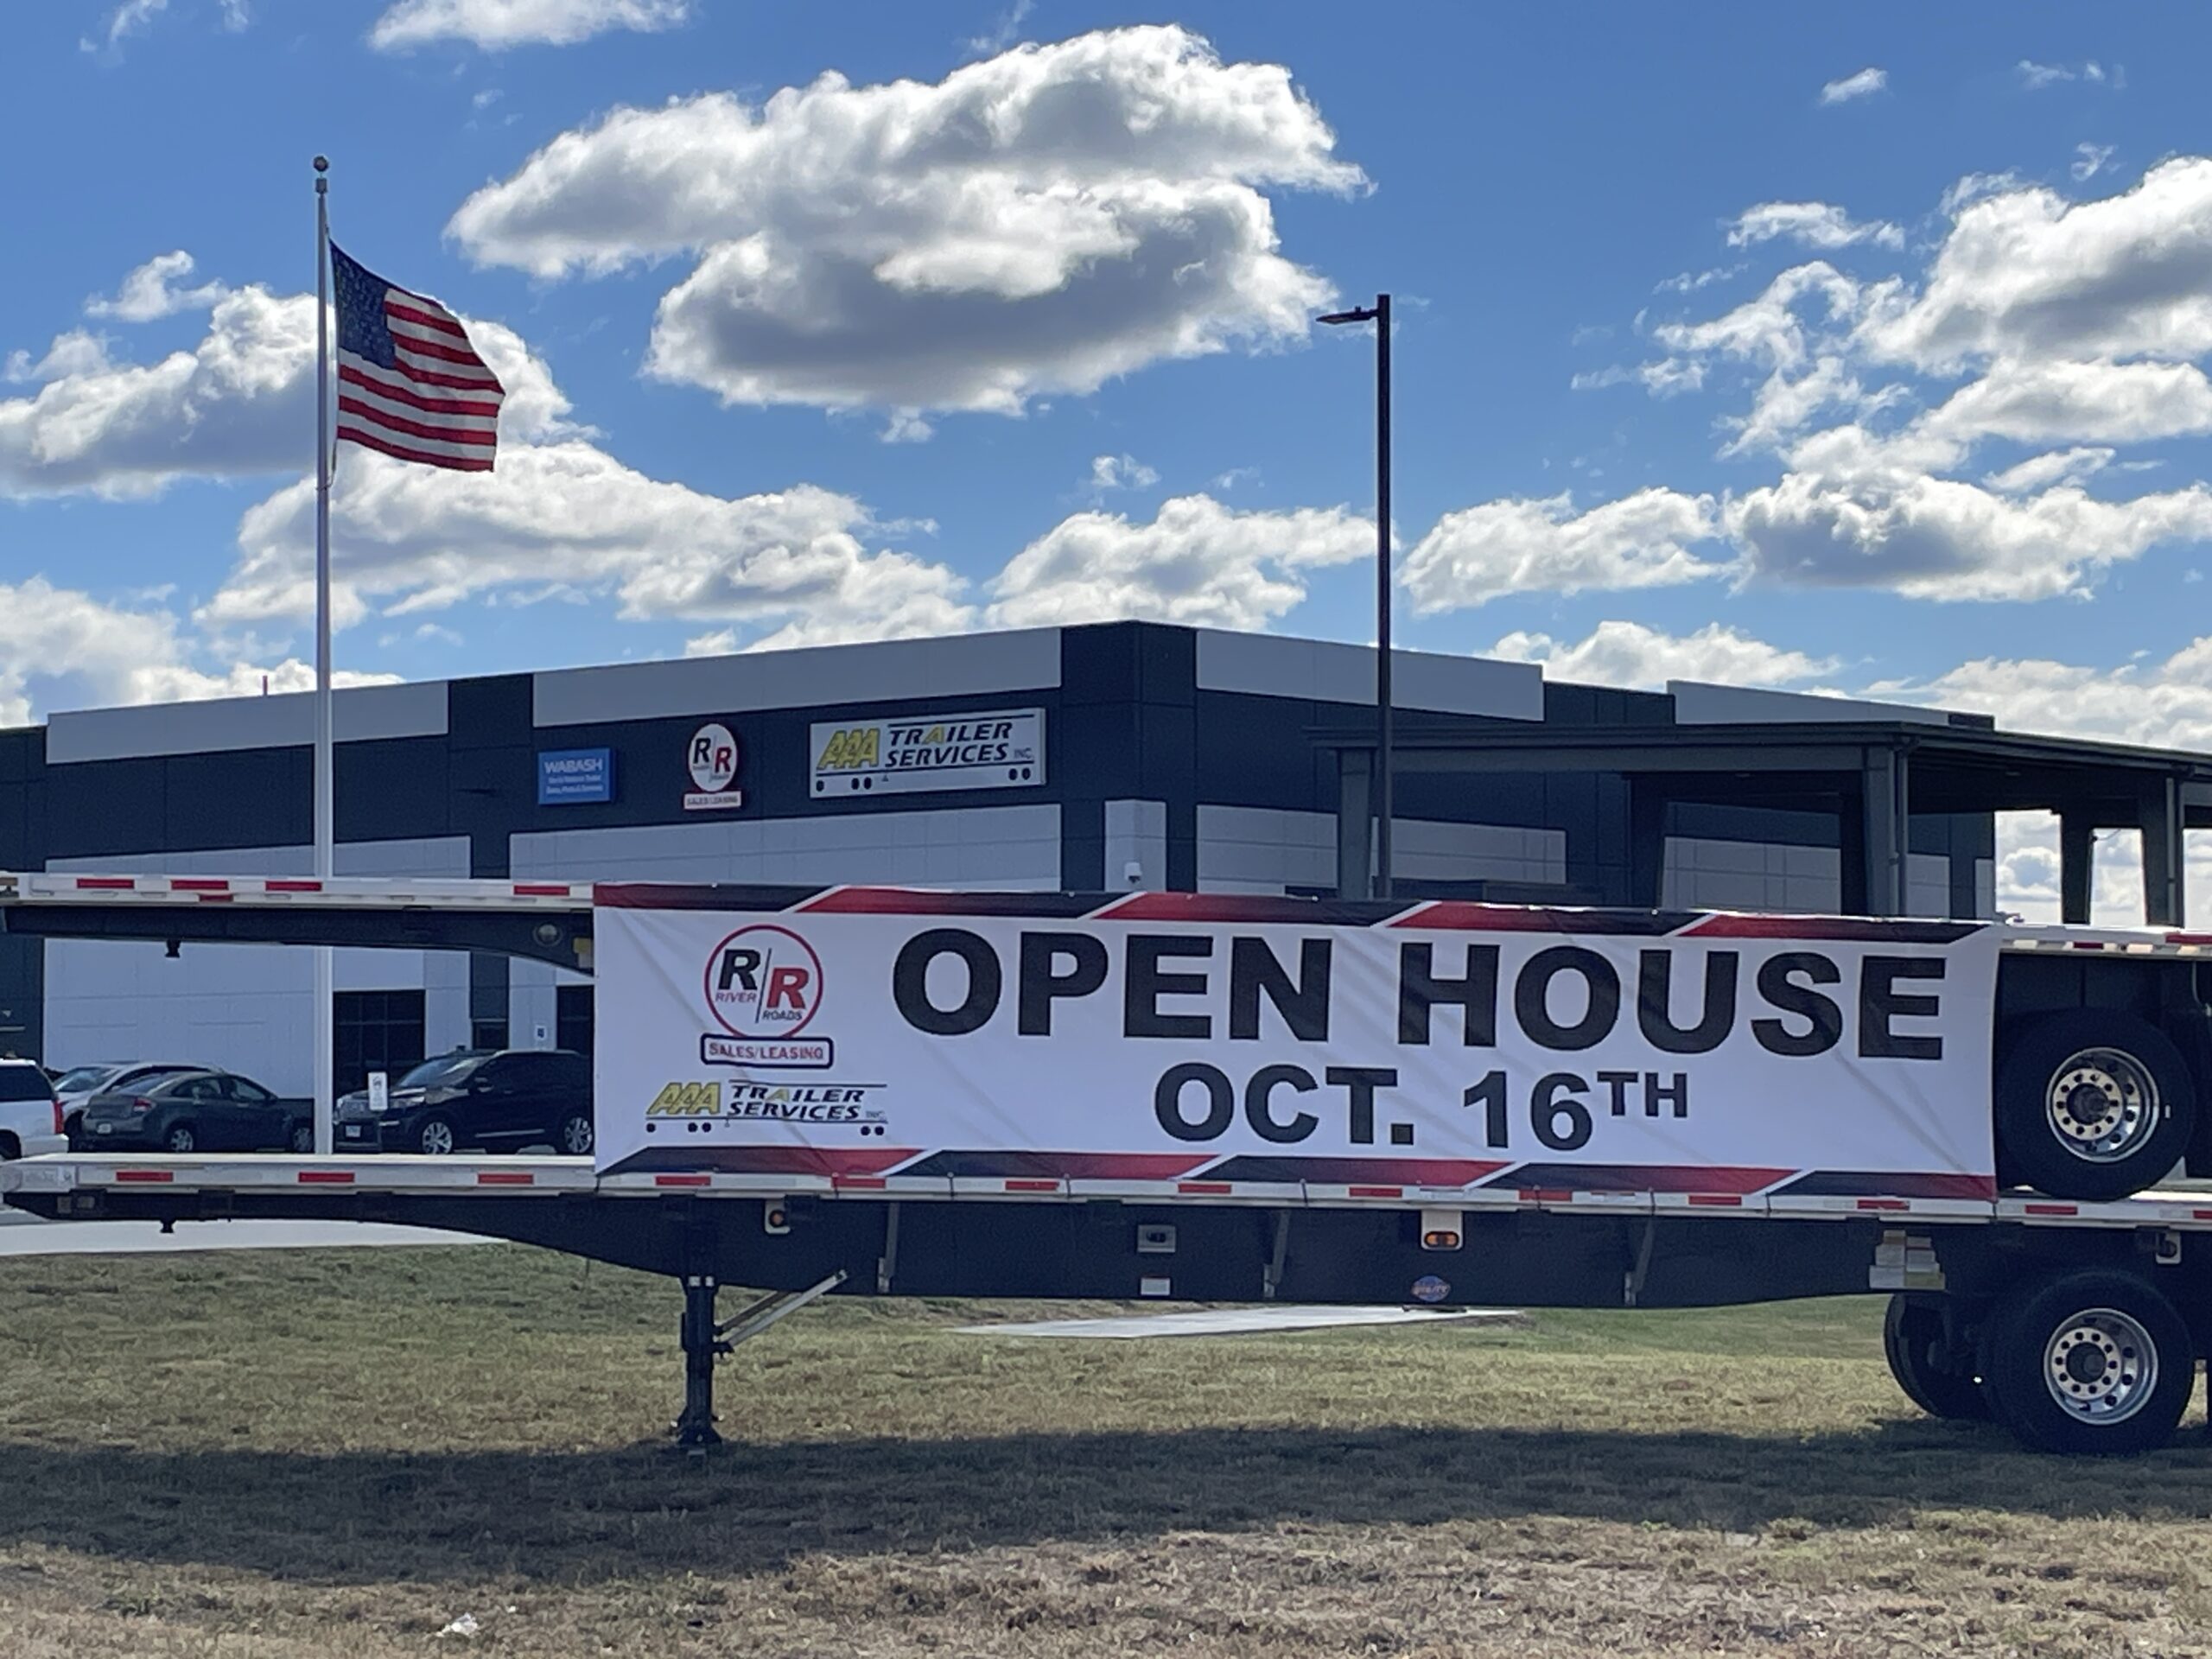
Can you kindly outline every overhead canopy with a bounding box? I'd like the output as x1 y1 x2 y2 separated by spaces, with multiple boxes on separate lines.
1315 718 2212 924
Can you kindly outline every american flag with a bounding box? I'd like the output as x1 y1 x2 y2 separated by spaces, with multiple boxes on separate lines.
331 242 504 472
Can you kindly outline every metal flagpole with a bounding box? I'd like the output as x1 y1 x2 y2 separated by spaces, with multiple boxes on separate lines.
312 156 335 1157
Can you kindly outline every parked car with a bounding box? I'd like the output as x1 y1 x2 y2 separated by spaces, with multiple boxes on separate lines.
334 1049 594 1156
78 1070 314 1154
53 1061 207 1148
0 1060 67 1160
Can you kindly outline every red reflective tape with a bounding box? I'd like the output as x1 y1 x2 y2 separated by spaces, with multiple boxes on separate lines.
1178 1180 1232 1194
653 1173 711 1188
113 1168 175 1184
2166 932 2212 946
1002 1179 1059 1192
2195 1209 2212 1222
2024 1202 2078 1216
476 1171 535 1186
170 878 230 892
1347 1185 1402 1198
297 1170 355 1185
75 877 136 890
833 1175 888 1190
1856 1198 1910 1211
267 880 323 893
1688 1193 1742 1208
1519 1188 1572 1203
512 884 573 897
2069 942 2106 951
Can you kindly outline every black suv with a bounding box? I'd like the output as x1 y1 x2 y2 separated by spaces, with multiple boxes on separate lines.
334 1049 594 1156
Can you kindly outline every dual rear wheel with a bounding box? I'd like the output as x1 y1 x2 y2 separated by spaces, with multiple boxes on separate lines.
1885 1270 2196 1455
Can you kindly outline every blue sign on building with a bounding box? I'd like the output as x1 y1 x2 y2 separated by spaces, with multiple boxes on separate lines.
537 748 615 805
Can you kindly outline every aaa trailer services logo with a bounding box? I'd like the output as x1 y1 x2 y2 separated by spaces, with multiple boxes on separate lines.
700 924 833 1068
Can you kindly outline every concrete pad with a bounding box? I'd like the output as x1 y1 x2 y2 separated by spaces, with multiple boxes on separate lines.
960 1305 1525 1339
0 1212 486 1256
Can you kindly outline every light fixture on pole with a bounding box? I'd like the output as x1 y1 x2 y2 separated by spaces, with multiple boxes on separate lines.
1318 293 1392 899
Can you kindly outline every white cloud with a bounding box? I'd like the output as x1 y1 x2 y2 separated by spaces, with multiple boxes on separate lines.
1403 488 1724 613
1088 454 1160 493
370 0 688 51
1725 472 2212 601
985 493 1371 629
205 448 975 652
0 261 571 499
2017 60 2120 93
1940 171 2024 215
1654 264 1745 295
1859 159 2212 372
1983 447 2113 493
967 0 1033 54
1819 67 1887 105
1488 620 1837 690
84 251 228 322
1726 201 1903 252
1650 262 1861 373
2072 143 2117 182
1921 359 2212 448
0 576 395 728
880 410 934 445
448 27 1361 419
1875 636 2212 752
83 0 167 53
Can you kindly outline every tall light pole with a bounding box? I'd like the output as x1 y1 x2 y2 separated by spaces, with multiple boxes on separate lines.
1319 293 1392 899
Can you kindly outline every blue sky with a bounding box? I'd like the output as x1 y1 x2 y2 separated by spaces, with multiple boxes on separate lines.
7 0 2212 903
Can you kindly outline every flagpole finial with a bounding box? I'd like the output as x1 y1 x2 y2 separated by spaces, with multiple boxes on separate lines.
313 155 328 171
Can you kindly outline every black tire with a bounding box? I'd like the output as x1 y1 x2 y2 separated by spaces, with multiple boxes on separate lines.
1995 1009 2195 1201
555 1110 594 1158
0 1134 20 1161
164 1124 197 1154
1980 1268 2193 1455
64 1112 83 1152
1882 1294 1989 1421
414 1114 458 1156
289 1122 316 1154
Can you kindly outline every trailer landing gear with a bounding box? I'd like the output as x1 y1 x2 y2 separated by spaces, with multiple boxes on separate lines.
672 1270 848 1451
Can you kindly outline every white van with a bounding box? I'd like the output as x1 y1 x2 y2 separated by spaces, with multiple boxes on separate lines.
0 1061 67 1160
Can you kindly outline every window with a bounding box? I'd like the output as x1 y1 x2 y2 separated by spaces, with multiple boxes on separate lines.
334 990 428 1099
556 984 594 1058
0 1064 50 1102
228 1077 274 1104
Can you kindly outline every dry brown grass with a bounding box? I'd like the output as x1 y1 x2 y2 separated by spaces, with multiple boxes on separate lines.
0 1243 2207 1656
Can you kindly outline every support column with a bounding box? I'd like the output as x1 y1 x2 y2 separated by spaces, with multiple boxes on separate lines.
2059 811 2094 925
2139 778 2186 927
1337 748 1374 900
1626 781 1667 909
1860 748 1908 918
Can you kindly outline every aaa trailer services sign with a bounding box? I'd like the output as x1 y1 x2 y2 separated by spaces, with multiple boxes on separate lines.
591 889 2003 1199
810 708 1042 797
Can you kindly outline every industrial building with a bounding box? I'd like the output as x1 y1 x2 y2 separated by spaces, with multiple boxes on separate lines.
2 619 2201 1096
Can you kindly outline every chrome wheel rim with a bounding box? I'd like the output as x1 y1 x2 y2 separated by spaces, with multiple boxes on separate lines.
561 1117 593 1155
291 1126 315 1153
420 1121 454 1155
167 1129 194 1153
2045 1048 2158 1163
2043 1307 2158 1425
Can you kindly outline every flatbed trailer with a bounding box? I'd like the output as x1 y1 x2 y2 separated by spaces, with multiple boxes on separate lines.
10 871 2212 1455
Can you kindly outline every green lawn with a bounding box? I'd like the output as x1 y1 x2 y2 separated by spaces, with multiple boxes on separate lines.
0 1243 2206 1656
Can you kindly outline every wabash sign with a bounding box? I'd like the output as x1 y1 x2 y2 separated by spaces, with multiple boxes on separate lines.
683 722 744 812
593 889 2006 1192
701 925 831 1068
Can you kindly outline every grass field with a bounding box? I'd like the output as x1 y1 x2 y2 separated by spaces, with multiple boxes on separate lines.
0 1243 2209 1656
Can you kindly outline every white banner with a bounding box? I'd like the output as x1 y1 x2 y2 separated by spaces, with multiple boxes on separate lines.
810 709 1043 798
594 893 2002 1199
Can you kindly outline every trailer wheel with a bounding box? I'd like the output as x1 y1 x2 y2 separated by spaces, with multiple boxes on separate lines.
1980 1268 2192 1455
1995 1010 2195 1201
1882 1294 1987 1421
